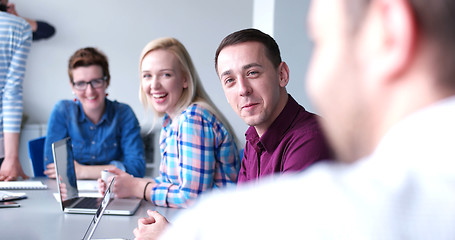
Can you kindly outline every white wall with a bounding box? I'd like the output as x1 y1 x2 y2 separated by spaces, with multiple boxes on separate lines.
274 0 314 113
254 0 314 113
15 0 312 153
14 0 253 144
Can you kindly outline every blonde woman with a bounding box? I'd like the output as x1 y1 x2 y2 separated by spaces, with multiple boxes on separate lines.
99 38 240 208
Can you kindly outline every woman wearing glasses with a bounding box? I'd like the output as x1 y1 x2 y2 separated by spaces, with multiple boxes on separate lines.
43 47 145 179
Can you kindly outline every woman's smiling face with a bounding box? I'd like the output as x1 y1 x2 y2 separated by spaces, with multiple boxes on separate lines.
71 65 107 116
141 49 188 119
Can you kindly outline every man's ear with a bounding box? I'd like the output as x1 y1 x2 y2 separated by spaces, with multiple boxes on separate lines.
362 0 417 82
278 62 290 88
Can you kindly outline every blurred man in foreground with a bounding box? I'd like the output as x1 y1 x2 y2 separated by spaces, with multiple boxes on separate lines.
135 0 455 239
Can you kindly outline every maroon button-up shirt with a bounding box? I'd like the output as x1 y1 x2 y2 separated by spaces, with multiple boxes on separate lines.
238 95 332 183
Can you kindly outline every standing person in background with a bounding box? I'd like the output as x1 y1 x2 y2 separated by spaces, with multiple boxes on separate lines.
6 2 55 41
0 0 32 181
99 37 240 208
44 47 145 179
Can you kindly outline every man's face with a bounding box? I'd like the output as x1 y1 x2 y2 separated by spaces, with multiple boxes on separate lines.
217 42 288 136
306 0 368 161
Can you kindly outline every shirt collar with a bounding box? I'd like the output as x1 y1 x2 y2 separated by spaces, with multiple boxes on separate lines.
77 98 112 126
162 114 172 129
161 103 198 129
245 95 307 153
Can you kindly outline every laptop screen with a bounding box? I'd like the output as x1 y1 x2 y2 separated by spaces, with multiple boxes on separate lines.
52 137 78 203
82 177 115 240
52 137 141 217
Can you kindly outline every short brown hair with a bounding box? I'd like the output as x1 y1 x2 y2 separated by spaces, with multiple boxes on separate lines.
68 47 111 85
215 28 282 72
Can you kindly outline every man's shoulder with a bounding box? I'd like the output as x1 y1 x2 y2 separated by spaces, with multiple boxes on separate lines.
0 12 32 43
0 12 30 28
165 155 455 239
163 162 352 239
282 109 324 141
280 95 324 134
199 160 347 214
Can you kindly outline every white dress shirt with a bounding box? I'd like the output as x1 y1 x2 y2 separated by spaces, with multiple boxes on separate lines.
161 96 455 240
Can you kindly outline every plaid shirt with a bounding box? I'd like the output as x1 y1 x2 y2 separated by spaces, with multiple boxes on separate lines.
151 104 240 208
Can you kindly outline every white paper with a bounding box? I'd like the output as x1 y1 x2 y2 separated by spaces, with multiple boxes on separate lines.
0 181 47 190
77 180 99 191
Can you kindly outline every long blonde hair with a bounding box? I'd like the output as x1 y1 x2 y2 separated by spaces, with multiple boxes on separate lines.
139 37 239 144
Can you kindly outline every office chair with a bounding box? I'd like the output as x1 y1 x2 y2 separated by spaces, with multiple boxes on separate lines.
28 136 46 177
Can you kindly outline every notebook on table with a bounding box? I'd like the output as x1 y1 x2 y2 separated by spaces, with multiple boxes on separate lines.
0 181 47 190
52 137 141 215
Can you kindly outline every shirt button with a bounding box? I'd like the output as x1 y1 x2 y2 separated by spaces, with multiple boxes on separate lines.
90 126 95 130
92 141 95 145
92 156 95 159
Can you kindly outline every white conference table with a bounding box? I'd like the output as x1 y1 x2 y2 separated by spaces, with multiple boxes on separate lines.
0 178 181 240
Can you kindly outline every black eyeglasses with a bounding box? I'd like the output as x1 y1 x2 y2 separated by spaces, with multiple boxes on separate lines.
72 77 106 90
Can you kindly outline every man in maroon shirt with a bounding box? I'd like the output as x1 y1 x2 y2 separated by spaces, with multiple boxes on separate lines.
215 28 332 183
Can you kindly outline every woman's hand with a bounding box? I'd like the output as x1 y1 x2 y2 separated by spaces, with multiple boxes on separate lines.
110 167 141 198
97 168 145 199
43 163 56 178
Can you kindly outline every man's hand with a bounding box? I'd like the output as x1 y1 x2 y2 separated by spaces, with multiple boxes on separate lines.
6 3 18 16
133 210 170 240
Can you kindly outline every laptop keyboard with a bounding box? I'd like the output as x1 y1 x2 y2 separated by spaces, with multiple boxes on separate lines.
73 197 100 209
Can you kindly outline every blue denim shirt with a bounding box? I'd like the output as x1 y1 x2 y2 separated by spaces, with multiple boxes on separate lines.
44 99 145 177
